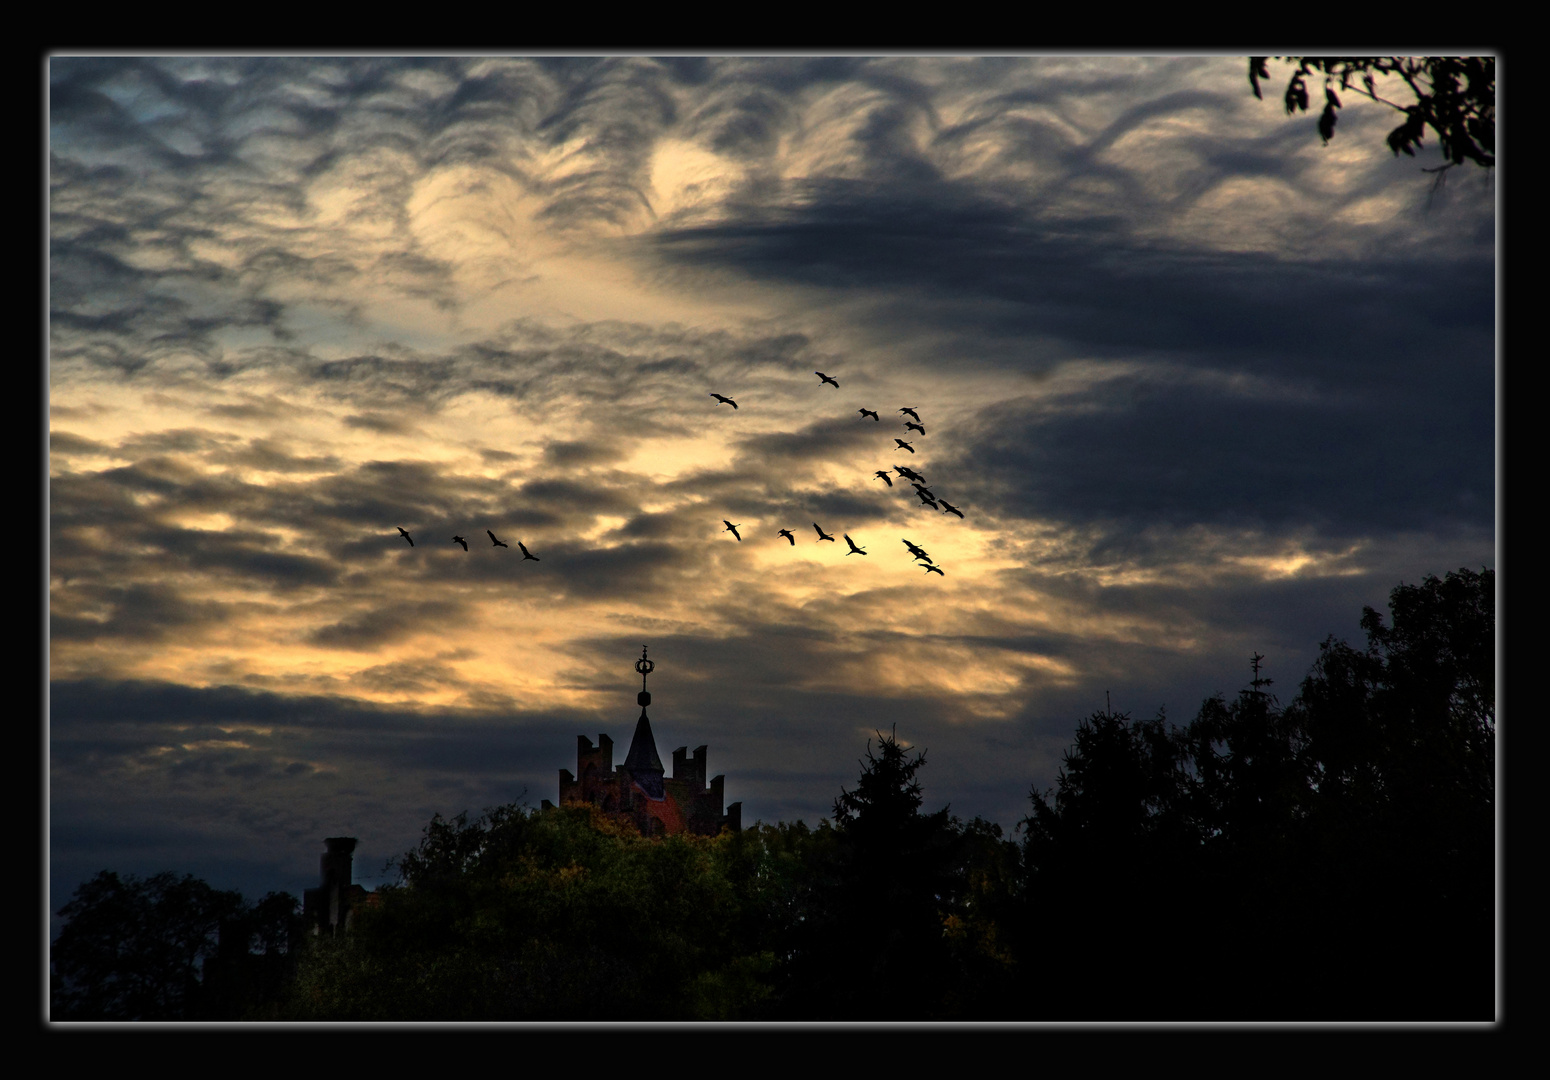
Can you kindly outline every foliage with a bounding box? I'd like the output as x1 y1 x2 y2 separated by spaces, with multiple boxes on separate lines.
62 570 1488 1021
1284 568 1495 1017
51 870 250 1020
776 729 1021 1019
1250 57 1495 168
1020 567 1494 1019
196 891 307 1019
285 803 775 1020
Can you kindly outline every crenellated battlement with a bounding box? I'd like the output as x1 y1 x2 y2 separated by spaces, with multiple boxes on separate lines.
545 650 739 837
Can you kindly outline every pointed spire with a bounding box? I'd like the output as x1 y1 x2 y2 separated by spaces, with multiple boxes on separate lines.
624 712 665 800
624 646 665 800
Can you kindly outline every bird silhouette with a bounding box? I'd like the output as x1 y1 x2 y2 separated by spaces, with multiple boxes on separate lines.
902 539 933 563
874 470 894 487
895 439 915 453
859 408 879 421
487 530 508 548
711 393 738 409
923 563 945 576
397 527 414 547
904 421 925 435
844 534 867 556
916 493 940 510
452 535 468 551
815 372 839 388
778 529 796 545
813 522 836 542
939 500 964 519
518 541 540 561
900 407 921 422
911 483 936 500
724 520 742 541
895 466 924 483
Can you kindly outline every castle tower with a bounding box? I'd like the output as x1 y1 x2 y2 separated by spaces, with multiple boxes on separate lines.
546 647 741 836
303 836 368 936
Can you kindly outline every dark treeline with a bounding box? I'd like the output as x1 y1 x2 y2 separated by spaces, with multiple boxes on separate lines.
51 568 1494 1021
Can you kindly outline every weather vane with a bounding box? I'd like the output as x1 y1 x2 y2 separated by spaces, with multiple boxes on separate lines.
636 645 654 708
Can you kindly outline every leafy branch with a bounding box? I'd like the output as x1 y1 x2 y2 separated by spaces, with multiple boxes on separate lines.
1250 57 1495 169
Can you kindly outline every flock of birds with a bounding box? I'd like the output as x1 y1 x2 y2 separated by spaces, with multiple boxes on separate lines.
392 370 962 579
396 526 539 561
713 370 963 577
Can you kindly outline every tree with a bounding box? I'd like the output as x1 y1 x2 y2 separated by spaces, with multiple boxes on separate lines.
778 728 971 1019
1284 567 1495 1018
1020 567 1494 1019
196 891 306 1019
1020 708 1207 1018
286 803 776 1020
1250 57 1495 171
52 870 247 1020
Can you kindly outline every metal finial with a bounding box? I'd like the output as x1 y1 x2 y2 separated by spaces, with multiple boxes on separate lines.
635 646 654 708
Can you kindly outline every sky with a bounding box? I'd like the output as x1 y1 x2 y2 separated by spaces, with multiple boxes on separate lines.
47 54 1496 909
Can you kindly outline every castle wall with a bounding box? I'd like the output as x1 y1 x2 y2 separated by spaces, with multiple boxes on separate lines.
558 731 738 837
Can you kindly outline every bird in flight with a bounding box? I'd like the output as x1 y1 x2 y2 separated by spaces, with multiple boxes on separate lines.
895 466 924 483
939 500 964 519
902 539 932 564
518 541 540 561
397 527 414 547
923 563 945 576
895 439 916 453
844 534 867 556
711 393 738 409
916 492 940 510
874 470 894 487
815 372 839 388
900 407 921 422
487 530 508 548
904 421 925 435
813 522 836 542
452 535 468 551
911 483 936 500
724 520 742 541
778 529 796 545
859 408 879 421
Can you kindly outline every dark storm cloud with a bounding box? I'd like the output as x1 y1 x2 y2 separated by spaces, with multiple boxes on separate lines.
50 581 224 643
307 597 465 650
353 658 466 695
52 678 578 768
935 361 1492 542
50 675 603 900
538 540 696 601
288 322 826 423
50 430 111 458
211 438 341 475
541 438 621 467
49 56 1494 928
343 411 422 436
653 176 1491 374
730 414 885 472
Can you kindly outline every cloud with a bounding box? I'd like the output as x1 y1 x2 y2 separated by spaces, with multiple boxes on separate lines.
49 57 1493 912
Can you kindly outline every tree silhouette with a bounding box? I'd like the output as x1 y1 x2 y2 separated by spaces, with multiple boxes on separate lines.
193 891 307 1019
1250 57 1495 172
286 803 776 1020
52 871 248 1020
777 728 969 1019
1020 707 1206 1017
1284 567 1495 1018
1021 567 1494 1019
